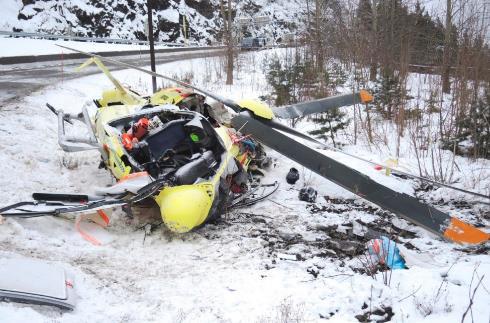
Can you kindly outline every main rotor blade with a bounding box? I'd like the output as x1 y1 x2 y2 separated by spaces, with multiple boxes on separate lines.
56 44 242 112
272 90 373 119
262 117 490 200
231 112 489 244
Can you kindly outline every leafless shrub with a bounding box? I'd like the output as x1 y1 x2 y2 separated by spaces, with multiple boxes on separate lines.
461 265 486 323
59 153 81 170
171 71 194 85
357 235 398 287
256 298 306 323
173 308 189 323
412 259 461 317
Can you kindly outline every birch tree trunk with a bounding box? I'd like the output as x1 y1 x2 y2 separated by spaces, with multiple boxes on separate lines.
220 0 234 85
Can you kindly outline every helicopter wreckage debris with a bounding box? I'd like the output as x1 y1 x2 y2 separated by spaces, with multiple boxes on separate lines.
200 196 419 264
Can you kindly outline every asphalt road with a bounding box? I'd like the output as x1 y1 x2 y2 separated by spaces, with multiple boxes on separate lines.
0 48 225 106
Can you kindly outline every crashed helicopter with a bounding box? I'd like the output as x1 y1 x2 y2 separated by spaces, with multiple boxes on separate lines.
1 45 488 245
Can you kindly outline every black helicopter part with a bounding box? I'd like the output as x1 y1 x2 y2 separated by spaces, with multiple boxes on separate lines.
0 179 278 219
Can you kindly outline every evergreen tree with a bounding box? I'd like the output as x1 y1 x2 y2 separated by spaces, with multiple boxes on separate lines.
266 56 350 147
309 63 350 147
266 52 324 105
445 85 490 159
370 73 404 119
309 109 350 147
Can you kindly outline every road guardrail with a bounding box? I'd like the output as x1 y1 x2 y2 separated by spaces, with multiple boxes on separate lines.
0 30 198 47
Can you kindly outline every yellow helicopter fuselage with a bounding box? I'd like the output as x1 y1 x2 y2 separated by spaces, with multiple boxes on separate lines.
91 87 260 233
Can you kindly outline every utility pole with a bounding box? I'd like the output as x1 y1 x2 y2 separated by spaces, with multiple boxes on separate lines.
147 0 157 93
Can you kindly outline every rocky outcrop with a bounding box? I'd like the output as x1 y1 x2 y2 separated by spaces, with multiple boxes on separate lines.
3 0 306 44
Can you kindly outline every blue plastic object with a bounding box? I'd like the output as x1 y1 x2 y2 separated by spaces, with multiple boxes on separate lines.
367 236 407 269
242 139 256 152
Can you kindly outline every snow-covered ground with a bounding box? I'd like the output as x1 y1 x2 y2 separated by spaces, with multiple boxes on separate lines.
0 36 185 58
0 49 489 322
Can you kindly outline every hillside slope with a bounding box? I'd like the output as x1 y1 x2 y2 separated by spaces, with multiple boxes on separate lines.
1 0 306 44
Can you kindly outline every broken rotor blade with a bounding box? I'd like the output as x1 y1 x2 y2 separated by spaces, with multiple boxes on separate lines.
55 44 242 113
260 117 490 201
272 90 373 119
231 111 489 244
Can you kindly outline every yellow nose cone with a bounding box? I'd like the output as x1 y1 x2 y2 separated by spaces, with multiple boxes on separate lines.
155 184 214 233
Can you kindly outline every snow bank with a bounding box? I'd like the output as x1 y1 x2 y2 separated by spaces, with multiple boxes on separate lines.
0 36 175 58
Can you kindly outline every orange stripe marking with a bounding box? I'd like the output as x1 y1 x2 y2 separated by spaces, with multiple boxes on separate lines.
444 217 489 244
97 210 110 226
118 171 148 183
360 89 374 104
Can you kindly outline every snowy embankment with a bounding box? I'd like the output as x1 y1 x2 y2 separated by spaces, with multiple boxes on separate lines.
0 48 489 322
0 36 181 58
